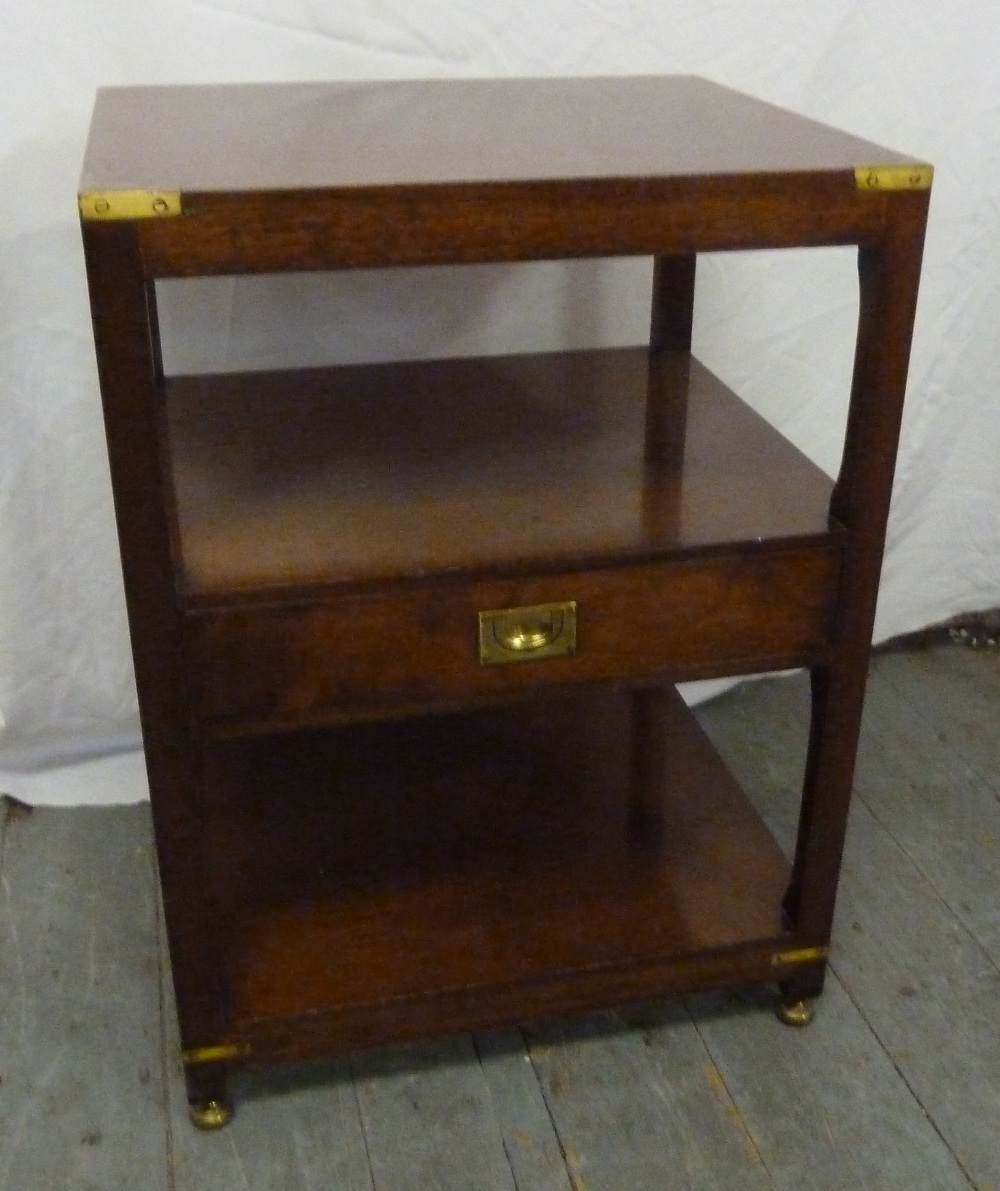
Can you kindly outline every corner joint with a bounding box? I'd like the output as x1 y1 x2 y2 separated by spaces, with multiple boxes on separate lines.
79 190 182 221
854 164 933 192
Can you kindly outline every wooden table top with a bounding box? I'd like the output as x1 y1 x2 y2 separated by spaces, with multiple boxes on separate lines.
80 75 923 195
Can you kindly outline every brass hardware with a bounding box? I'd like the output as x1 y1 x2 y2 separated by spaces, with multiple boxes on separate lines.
776 998 815 1027
854 164 933 191
188 1099 234 1130
78 189 182 220
478 601 577 665
771 945 829 967
182 1041 251 1065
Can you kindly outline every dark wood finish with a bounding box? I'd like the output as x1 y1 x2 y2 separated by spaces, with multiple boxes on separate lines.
136 177 894 276
200 688 790 1063
165 351 836 597
170 346 843 732
186 546 840 733
784 191 930 984
645 257 696 463
80 77 919 194
79 76 930 1119
650 255 697 352
78 77 909 273
79 224 227 1058
629 686 672 836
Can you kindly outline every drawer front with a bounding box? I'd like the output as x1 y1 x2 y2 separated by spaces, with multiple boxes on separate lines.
186 543 841 731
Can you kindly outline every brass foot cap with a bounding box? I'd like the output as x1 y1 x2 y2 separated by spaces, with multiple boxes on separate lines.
188 1099 233 1130
776 998 815 1027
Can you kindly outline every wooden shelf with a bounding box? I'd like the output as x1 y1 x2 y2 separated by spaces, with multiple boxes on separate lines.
166 349 838 600
171 349 844 733
200 686 790 1061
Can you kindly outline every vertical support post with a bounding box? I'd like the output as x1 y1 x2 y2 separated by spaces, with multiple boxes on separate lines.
782 191 930 1002
80 220 230 1115
630 255 698 834
650 254 697 352
645 254 697 464
629 685 670 842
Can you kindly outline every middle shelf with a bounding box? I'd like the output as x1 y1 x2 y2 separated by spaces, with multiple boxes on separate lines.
165 347 845 734
165 347 840 599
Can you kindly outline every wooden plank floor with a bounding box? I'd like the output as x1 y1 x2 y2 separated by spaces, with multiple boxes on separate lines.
1 640 997 1190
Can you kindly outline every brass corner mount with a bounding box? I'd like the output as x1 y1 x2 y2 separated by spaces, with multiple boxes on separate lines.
854 164 933 191
181 1041 250 1065
79 189 182 221
771 944 830 967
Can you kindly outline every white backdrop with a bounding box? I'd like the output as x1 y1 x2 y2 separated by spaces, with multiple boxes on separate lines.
2 2 998 803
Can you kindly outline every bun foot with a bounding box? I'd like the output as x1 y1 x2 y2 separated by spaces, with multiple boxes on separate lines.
188 1099 233 1130
776 998 815 1027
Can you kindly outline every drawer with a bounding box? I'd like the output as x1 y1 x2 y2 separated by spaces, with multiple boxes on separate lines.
185 542 842 732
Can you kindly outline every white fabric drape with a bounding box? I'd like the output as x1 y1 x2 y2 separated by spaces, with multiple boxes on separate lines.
2 2 997 803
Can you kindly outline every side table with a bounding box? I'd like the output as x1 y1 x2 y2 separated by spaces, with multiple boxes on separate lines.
79 76 931 1126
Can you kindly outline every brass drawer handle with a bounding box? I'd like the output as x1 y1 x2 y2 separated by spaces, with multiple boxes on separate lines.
478 601 577 665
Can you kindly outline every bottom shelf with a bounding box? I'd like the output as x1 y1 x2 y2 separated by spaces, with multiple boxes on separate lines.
200 685 793 1062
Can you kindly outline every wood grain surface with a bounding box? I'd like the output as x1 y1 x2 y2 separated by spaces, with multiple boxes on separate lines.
81 76 921 195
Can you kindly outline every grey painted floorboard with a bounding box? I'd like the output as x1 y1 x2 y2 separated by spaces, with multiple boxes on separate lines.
158 916 376 1191
474 1030 576 1191
831 800 1000 1191
525 1006 774 1191
876 642 1000 776
699 651 1000 1191
2 646 998 1189
0 803 166 1191
165 1057 376 1191
685 982 972 1191
351 1036 518 1191
860 648 1000 959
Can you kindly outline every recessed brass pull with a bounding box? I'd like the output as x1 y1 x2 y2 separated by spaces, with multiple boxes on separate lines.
478 601 577 665
497 612 562 652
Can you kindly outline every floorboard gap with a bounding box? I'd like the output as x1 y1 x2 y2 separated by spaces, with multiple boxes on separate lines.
855 792 1000 980
685 1000 778 1189
829 964 979 1191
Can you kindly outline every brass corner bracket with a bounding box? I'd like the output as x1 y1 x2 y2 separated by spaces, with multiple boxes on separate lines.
181 1041 251 1065
854 164 933 192
79 189 182 221
771 944 830 967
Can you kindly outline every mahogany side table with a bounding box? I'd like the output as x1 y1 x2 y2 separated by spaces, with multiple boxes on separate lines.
79 76 930 1127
